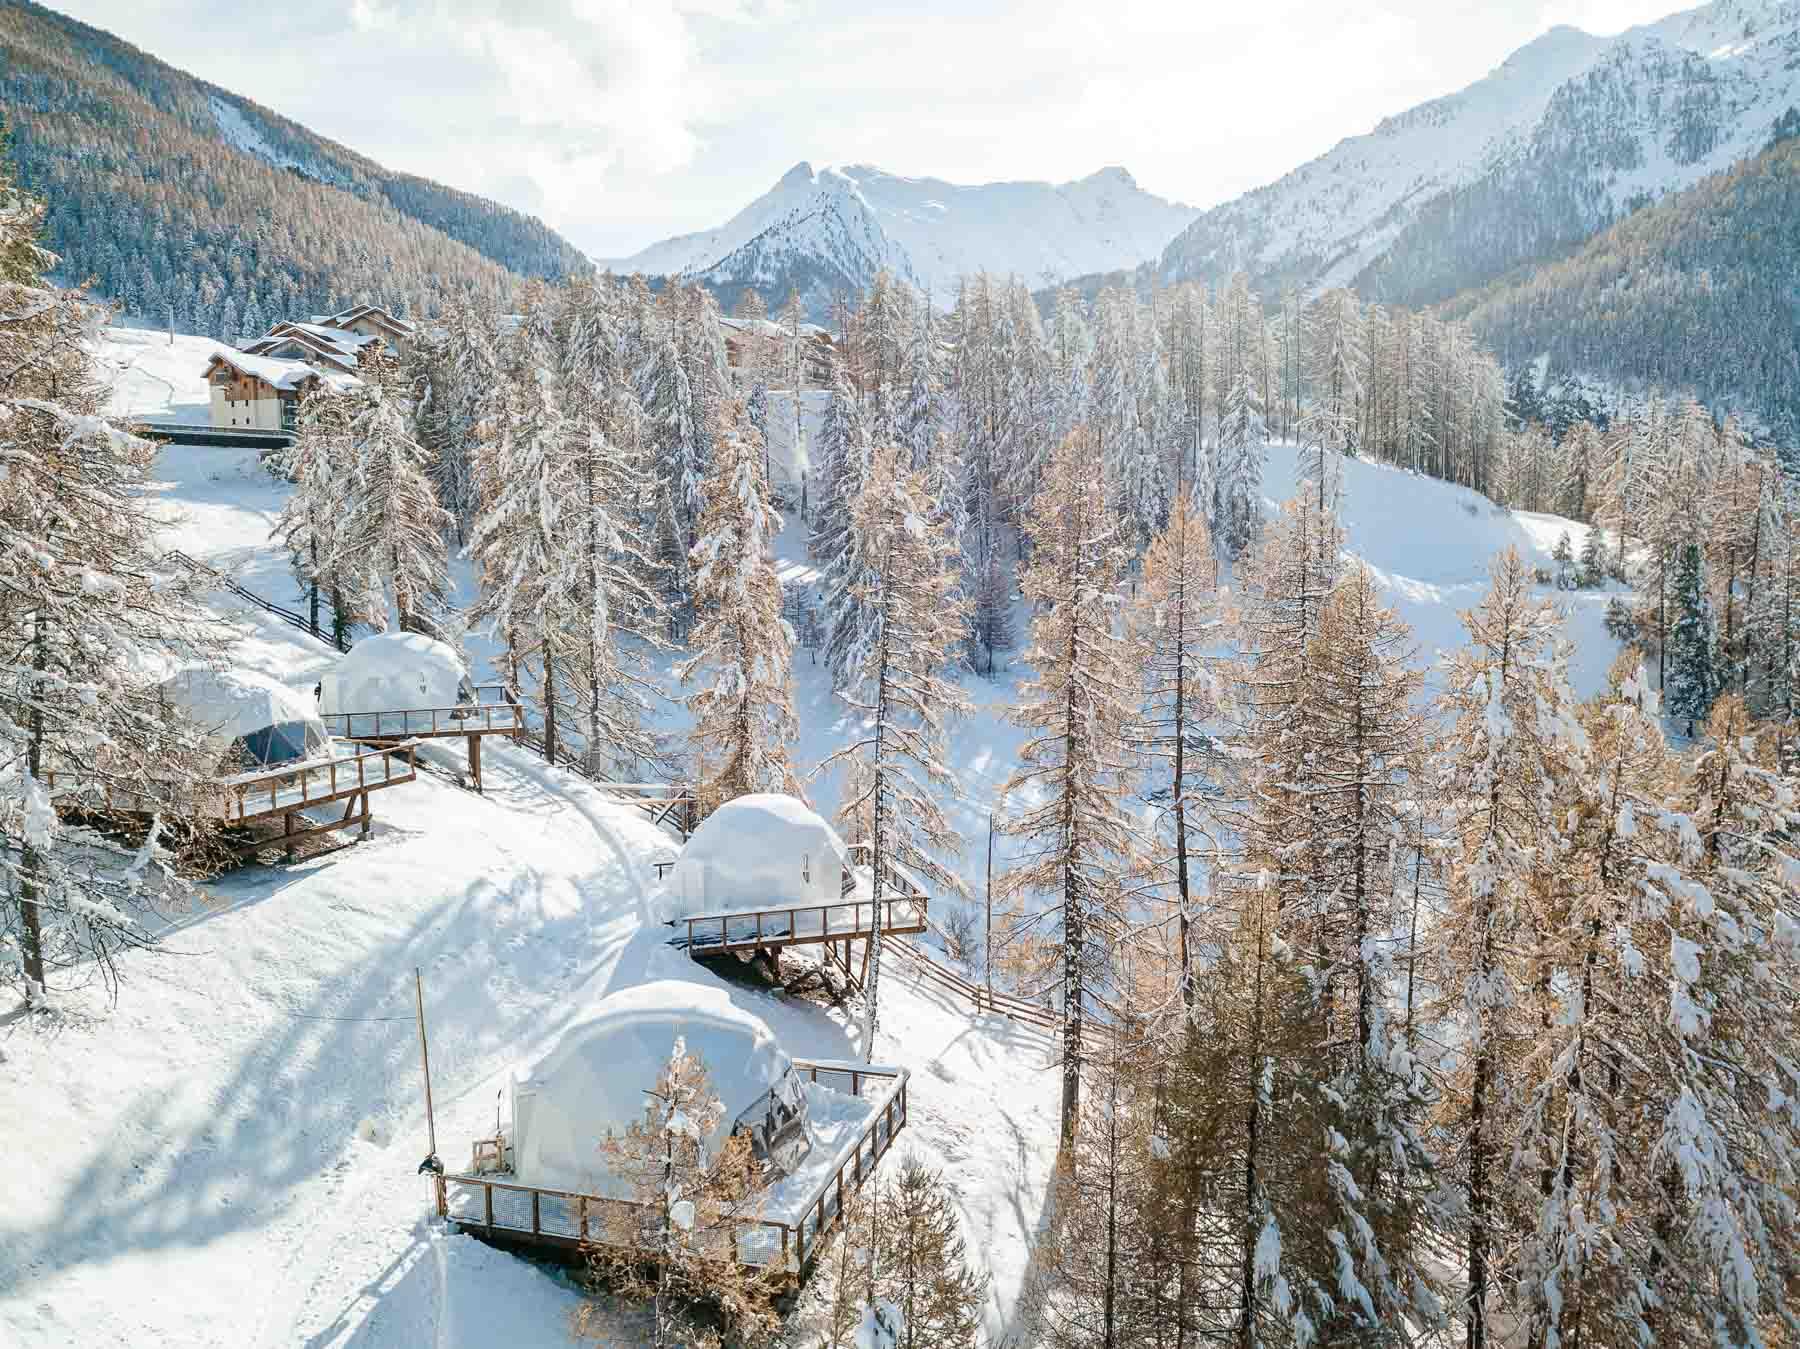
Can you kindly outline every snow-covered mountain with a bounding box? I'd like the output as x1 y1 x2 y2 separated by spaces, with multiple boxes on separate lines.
605 162 1198 314
1161 0 1800 304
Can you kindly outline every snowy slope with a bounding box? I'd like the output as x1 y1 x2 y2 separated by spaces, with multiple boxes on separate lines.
0 332 1065 1348
0 330 1625 1348
605 163 1198 308
1161 0 1800 300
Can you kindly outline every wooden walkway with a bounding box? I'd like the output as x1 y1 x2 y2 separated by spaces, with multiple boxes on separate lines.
47 742 418 861
321 687 522 791
439 1061 909 1279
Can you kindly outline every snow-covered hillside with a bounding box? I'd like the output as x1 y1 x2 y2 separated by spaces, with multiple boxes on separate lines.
1161 0 1800 301
0 330 1626 1347
605 163 1197 314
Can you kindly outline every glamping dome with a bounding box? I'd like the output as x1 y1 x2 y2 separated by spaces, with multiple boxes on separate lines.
161 667 330 775
319 632 475 716
669 793 851 919
509 980 812 1195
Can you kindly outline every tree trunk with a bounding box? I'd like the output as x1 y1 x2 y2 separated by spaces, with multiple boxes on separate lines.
18 611 49 1001
542 644 558 765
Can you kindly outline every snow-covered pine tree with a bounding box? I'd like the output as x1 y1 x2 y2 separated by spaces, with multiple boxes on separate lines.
1665 540 1718 734
814 356 874 684
871 1159 987 1349
274 383 359 642
467 302 568 758
996 427 1139 1143
778 286 810 512
1214 277 1269 561
1127 492 1220 1008
582 1036 779 1349
816 444 972 1060
1428 546 1582 1349
0 157 223 1005
556 279 668 775
969 552 1014 678
677 402 798 806
340 382 452 636
644 334 705 618
1299 287 1362 461
1577 523 1605 590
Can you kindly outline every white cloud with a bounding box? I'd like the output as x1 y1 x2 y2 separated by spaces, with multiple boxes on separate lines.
56 0 1682 257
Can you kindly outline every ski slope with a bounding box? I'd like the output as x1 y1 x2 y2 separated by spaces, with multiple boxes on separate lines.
0 329 1623 1347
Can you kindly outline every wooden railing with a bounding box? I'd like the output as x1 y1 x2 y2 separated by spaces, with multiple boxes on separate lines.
842 843 1076 1036
219 743 418 824
601 782 699 837
441 1061 909 1275
786 1061 908 1269
321 701 523 741
164 550 352 652
884 936 1063 1033
673 893 928 955
44 742 417 826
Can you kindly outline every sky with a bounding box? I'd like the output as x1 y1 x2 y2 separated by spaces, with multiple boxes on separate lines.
59 0 1682 260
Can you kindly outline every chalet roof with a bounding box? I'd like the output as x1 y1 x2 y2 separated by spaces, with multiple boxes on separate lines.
263 321 380 356
205 349 361 394
313 304 417 336
240 334 360 373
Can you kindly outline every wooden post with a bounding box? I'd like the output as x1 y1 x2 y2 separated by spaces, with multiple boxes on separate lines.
468 731 483 793
415 968 442 1217
283 810 296 861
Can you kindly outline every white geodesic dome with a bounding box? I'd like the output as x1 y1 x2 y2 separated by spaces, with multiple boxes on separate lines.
508 980 809 1195
160 667 330 774
319 632 474 716
668 793 850 919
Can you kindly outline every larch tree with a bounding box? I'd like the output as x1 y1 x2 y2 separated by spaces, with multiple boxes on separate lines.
0 156 223 1006
677 403 798 807
1428 546 1583 1349
817 443 971 1060
580 1036 779 1349
996 426 1140 1144
1127 491 1221 1009
872 1159 988 1349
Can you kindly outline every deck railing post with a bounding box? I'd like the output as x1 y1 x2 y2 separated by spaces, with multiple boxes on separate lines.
484 1183 494 1232
532 1191 541 1235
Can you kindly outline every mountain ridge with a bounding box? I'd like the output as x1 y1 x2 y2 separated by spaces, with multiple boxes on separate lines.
1160 0 1800 305
1 0 592 333
604 160 1198 315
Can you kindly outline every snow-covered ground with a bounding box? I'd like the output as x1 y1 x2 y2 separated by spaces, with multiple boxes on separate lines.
0 329 1624 1347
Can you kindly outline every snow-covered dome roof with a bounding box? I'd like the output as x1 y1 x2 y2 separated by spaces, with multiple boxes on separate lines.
668 793 851 919
319 632 473 716
509 980 806 1195
161 667 330 772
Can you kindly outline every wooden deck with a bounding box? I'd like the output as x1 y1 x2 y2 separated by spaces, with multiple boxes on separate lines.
439 1061 909 1279
670 894 928 958
47 743 418 861
321 688 522 791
